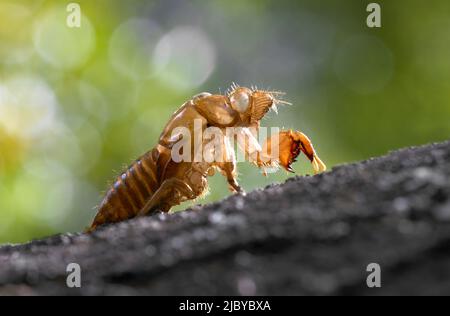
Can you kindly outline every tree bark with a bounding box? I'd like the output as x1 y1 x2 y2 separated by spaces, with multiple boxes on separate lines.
1 141 450 295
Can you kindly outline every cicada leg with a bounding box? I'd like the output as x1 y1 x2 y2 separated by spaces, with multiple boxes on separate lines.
137 178 196 217
215 161 244 193
261 130 326 174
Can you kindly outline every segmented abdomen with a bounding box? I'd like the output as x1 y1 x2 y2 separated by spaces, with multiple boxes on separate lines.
90 150 159 231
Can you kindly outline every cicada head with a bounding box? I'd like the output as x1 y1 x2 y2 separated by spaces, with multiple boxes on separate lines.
227 84 290 125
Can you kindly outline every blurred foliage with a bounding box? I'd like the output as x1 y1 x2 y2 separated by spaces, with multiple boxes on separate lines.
0 0 449 243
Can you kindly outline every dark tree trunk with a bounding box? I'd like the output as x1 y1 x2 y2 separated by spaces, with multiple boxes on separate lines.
1 141 450 295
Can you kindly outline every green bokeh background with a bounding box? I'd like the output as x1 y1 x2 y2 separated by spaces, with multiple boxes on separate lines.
0 0 449 243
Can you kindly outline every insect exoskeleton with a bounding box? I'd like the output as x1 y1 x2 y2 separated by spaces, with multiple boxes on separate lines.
88 85 325 231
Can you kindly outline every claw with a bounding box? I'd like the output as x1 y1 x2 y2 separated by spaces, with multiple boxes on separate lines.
261 130 326 174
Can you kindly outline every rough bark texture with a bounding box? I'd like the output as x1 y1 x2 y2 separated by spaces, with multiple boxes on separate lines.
1 141 450 296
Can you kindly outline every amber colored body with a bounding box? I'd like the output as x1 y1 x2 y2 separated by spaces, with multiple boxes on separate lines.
89 87 325 231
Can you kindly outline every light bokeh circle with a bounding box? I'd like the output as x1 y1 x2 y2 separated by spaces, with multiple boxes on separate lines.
109 18 162 80
0 74 57 139
153 27 216 90
33 7 96 69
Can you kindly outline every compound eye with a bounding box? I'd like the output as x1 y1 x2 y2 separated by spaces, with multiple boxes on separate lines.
230 92 250 113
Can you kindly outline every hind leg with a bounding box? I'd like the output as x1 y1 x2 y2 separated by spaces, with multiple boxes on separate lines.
137 178 196 217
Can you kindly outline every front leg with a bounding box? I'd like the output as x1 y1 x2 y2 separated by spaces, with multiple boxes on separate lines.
261 130 327 174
